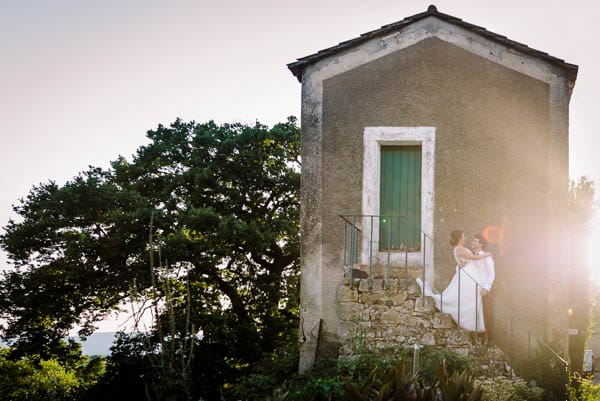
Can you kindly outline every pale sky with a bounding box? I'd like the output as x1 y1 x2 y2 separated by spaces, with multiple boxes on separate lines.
1 0 600 330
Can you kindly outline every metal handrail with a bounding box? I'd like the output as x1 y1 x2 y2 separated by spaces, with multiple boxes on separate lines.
339 214 410 218
339 214 363 234
339 214 569 383
440 264 569 382
340 214 426 289
422 254 489 333
537 337 569 366
339 214 568 384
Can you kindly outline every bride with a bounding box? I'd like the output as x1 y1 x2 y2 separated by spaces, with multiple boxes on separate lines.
417 230 490 332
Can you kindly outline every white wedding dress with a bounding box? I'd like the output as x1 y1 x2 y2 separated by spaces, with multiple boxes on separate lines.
416 247 485 332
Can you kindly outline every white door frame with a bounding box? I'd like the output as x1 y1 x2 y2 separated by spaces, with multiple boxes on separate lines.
362 127 435 280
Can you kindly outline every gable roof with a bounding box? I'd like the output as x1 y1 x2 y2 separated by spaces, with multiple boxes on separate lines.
287 5 578 84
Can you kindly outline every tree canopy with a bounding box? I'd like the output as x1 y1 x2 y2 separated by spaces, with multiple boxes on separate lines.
0 117 301 372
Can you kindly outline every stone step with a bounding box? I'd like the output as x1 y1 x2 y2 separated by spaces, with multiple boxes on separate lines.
342 278 423 304
338 271 513 379
345 263 424 280
413 295 436 313
433 311 457 329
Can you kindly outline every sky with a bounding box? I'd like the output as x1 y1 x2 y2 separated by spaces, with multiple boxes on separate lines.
1 0 600 331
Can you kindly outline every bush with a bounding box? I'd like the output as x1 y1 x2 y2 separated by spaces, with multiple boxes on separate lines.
0 347 103 401
512 343 567 401
569 374 600 401
228 344 299 401
477 378 543 401
233 345 482 401
284 358 344 401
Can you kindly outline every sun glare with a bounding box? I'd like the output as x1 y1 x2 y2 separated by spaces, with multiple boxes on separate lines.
587 216 600 283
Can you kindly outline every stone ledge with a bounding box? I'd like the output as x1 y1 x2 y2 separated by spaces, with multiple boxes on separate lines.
413 296 436 314
433 312 456 329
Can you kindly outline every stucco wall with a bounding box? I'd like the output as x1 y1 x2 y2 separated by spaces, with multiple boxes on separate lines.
319 36 552 360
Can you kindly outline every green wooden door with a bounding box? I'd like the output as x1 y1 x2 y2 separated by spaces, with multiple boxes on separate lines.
379 146 421 251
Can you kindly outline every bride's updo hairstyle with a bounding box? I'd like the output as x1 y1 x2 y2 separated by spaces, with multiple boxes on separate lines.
449 230 464 246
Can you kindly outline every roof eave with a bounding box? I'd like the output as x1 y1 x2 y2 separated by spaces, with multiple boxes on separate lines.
287 5 578 85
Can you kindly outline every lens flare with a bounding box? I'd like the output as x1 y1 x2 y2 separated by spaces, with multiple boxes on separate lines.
483 225 502 244
483 217 510 256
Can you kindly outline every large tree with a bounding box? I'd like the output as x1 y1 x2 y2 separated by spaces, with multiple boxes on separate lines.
0 118 300 371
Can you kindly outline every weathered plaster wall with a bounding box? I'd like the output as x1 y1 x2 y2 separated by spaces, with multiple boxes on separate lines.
298 16 571 372
321 36 551 359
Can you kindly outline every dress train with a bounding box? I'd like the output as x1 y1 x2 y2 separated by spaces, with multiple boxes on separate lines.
416 263 485 332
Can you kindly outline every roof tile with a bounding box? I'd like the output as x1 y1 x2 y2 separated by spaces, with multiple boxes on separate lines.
287 6 578 83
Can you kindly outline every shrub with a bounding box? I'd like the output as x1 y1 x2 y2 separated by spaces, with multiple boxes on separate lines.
477 377 543 401
569 374 600 401
228 344 299 401
244 345 483 401
512 343 567 401
0 348 98 401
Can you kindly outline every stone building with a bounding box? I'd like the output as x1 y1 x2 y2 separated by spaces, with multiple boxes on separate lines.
288 6 577 373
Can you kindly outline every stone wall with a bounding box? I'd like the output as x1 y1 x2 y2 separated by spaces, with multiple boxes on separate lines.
337 276 468 354
336 268 512 377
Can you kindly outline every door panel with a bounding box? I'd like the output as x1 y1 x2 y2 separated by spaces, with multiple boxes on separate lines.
379 146 421 251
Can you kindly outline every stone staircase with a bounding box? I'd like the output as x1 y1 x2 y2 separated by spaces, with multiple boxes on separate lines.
337 264 513 377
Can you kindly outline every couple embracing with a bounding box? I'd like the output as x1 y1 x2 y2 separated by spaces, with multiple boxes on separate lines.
417 230 495 337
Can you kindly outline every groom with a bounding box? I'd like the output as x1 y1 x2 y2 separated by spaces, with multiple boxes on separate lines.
472 233 495 344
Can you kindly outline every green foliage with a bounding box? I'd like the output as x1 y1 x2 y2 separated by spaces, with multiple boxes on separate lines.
341 358 482 401
416 347 476 384
436 360 483 401
514 342 567 401
0 347 105 401
568 177 595 374
126 227 196 401
229 343 299 401
337 348 409 382
29 359 80 400
243 346 482 401
84 333 152 401
342 361 432 401
299 378 345 401
284 357 344 401
0 118 300 398
571 375 600 401
569 177 595 228
303 349 588 401
477 378 543 401
78 356 107 394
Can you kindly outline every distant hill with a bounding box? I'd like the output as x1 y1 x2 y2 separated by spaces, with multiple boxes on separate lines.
71 332 117 356
1 332 118 356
